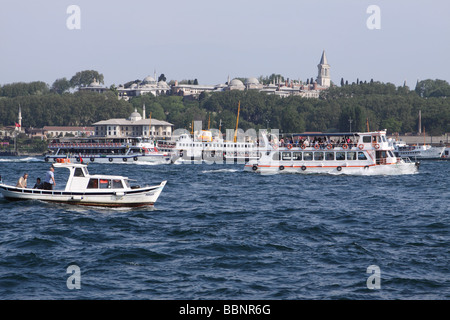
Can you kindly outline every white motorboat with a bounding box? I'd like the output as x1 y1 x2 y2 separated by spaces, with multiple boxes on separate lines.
0 160 167 207
244 130 420 175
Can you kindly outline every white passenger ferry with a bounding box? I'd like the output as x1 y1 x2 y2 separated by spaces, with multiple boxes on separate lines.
170 130 263 164
45 137 171 164
244 130 420 175
391 141 445 160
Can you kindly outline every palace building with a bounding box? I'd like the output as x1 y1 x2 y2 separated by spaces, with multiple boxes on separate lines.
92 106 173 139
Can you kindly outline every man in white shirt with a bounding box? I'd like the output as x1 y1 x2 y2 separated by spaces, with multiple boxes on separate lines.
44 166 56 190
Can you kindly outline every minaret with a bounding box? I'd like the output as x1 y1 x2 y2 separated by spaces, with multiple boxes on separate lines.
18 105 22 132
143 103 146 119
317 50 331 87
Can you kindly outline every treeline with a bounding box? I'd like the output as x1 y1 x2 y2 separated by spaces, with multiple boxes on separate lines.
127 80 449 135
1 77 449 136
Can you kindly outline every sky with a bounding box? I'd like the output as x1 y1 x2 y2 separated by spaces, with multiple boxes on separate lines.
1 0 449 88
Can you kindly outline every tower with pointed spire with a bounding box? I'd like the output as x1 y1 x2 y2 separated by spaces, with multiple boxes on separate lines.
317 50 331 88
18 105 22 132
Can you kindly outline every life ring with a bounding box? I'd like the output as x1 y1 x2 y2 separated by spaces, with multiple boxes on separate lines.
273 144 278 150
133 156 138 161
108 158 113 162
314 144 320 150
123 158 127 162
90 157 95 162
301 165 307 171
374 144 380 150
279 165 284 171
76 157 80 162
252 165 258 171
358 144 364 150
287 144 292 150
342 144 348 150
337 166 342 171
327 144 333 150
301 144 306 150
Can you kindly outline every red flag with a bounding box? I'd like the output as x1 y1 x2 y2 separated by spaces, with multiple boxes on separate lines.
15 123 21 127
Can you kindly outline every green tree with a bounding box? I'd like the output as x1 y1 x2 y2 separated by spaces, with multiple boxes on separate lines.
50 78 72 94
70 70 104 88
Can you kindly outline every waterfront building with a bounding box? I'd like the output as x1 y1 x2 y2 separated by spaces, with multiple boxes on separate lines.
92 108 173 139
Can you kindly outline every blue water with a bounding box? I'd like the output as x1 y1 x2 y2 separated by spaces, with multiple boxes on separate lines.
0 157 449 300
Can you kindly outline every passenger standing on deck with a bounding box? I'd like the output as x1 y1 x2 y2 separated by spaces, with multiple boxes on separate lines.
44 166 56 190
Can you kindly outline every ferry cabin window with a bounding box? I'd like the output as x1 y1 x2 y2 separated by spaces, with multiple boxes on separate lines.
99 179 111 189
358 152 367 160
272 152 280 161
282 152 292 160
293 152 302 161
336 152 345 161
347 152 356 160
74 168 85 177
362 136 371 143
314 152 324 161
112 179 123 189
325 152 334 160
87 179 98 189
388 151 394 158
303 152 313 161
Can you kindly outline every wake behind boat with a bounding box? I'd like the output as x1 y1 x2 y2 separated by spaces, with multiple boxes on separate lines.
0 159 167 207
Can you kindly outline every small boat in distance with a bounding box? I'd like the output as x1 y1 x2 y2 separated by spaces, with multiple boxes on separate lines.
391 140 445 160
245 130 420 175
0 159 167 207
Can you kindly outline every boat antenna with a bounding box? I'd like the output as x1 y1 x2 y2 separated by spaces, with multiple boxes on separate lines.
208 114 211 130
191 120 194 135
234 101 240 143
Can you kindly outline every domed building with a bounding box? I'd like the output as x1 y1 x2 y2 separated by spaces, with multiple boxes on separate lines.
78 78 109 94
245 77 263 90
141 76 156 85
227 78 245 91
117 73 171 99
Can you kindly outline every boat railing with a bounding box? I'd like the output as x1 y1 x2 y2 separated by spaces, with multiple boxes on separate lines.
277 142 358 150
49 143 124 148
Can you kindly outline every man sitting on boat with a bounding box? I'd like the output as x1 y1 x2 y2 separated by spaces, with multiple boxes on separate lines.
16 173 28 188
33 178 44 189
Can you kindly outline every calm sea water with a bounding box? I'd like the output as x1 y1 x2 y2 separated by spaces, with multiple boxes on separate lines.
0 157 448 300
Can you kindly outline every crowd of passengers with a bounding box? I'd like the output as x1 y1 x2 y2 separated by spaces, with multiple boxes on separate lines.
276 136 355 149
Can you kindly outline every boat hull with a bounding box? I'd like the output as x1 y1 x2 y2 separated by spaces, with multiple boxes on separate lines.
45 154 171 164
0 181 166 207
244 161 419 175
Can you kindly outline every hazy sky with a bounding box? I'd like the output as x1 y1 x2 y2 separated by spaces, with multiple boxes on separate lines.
1 0 449 87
